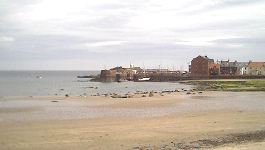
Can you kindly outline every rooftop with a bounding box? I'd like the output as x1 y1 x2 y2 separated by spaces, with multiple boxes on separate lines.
248 62 265 68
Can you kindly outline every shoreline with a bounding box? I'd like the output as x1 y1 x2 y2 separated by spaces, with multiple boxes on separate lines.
1 79 265 99
180 79 265 92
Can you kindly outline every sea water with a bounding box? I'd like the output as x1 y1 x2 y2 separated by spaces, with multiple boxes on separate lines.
0 71 192 96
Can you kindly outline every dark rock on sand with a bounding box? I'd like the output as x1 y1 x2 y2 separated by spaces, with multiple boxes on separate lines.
135 130 265 150
149 92 154 97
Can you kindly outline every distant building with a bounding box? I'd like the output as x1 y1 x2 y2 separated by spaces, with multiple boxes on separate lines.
219 61 246 75
247 61 265 76
188 65 191 73
100 70 117 82
100 65 144 82
131 67 144 74
191 55 219 77
209 63 220 76
236 62 249 75
219 60 237 75
145 69 169 73
218 60 248 76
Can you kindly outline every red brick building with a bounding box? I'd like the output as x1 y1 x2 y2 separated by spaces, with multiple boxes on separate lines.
191 55 219 77
209 63 220 76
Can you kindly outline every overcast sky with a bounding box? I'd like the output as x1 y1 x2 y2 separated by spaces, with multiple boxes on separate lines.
1 0 265 70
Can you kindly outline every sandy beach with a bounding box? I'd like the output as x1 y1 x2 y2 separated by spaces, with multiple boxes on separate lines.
1 91 265 150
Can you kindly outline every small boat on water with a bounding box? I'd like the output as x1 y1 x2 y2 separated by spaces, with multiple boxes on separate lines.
138 77 150 81
36 75 42 79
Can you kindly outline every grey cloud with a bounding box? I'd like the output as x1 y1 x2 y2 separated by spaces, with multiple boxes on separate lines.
0 0 265 70
217 0 264 6
87 15 131 29
213 37 265 45
92 0 147 11
173 0 265 15
0 0 38 20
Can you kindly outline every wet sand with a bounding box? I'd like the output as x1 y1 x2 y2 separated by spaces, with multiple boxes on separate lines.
0 92 265 150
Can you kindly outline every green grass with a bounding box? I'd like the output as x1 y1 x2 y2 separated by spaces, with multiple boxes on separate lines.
181 80 265 91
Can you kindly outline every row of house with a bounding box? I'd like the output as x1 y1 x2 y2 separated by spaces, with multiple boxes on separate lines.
190 55 265 77
99 56 265 82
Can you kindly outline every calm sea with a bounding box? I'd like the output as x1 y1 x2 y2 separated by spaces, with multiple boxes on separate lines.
0 71 192 96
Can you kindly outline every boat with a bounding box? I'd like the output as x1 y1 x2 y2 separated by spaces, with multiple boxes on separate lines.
36 75 42 79
138 77 150 81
